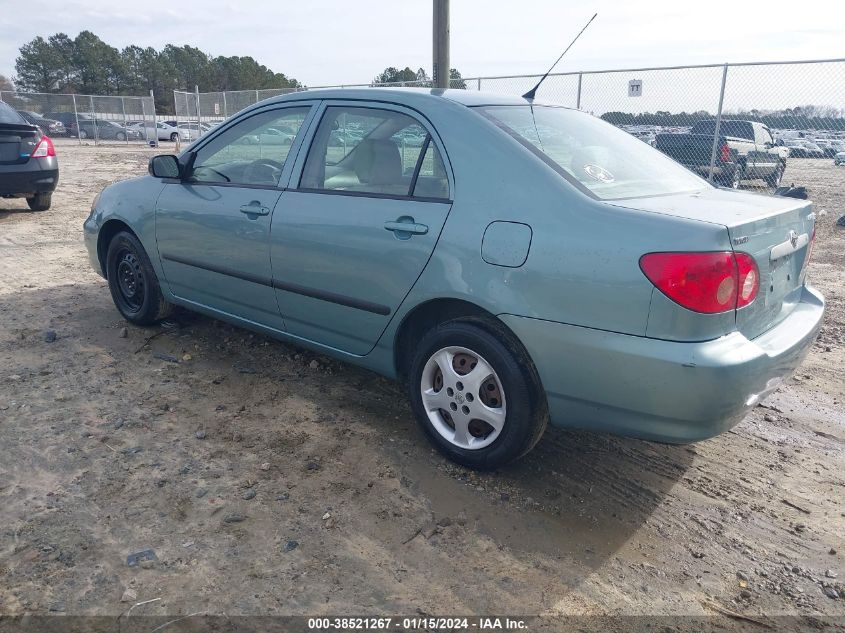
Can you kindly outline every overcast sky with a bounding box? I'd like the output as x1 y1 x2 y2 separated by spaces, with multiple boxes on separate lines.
1 0 844 87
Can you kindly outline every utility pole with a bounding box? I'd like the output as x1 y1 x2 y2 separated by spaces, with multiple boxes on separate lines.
433 0 450 89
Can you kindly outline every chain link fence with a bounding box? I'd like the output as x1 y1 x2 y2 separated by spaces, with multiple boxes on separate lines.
478 59 845 188
172 79 473 142
172 88 306 142
178 58 845 192
0 90 158 146
7 57 841 183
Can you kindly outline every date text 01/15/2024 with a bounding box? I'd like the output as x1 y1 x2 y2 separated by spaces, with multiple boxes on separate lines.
306 617 529 630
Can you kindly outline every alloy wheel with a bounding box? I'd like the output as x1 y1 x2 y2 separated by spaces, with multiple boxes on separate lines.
420 346 506 450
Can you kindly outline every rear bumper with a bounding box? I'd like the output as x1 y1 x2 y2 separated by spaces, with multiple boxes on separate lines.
500 285 825 443
0 162 59 196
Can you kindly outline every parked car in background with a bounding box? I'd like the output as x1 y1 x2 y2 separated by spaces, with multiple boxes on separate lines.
835 151 845 166
237 126 295 145
329 128 363 147
127 121 188 142
655 119 788 189
393 127 427 146
77 119 140 141
0 101 58 211
161 121 215 141
16 111 67 137
783 139 809 158
801 141 826 158
84 89 823 469
175 122 211 141
814 140 841 158
44 111 83 137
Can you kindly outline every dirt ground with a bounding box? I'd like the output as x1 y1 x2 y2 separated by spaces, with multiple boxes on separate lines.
1 140 843 626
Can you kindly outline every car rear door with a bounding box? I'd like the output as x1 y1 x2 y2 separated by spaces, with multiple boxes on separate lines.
154 102 317 331
269 101 453 355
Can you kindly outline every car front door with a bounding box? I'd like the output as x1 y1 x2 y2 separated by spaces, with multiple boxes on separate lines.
270 102 453 355
154 103 315 330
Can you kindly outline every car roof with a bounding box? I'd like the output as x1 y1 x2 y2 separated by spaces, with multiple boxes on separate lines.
263 87 537 109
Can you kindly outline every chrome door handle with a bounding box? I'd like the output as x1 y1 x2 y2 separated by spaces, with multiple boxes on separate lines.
239 201 270 216
384 219 428 236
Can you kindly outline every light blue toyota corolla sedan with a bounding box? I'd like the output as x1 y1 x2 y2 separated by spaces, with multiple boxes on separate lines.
84 88 824 469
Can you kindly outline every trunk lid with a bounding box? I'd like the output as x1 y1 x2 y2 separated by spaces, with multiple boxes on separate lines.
0 123 41 165
610 188 815 340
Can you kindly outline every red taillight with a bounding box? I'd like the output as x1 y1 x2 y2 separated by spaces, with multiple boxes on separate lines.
31 136 56 158
734 252 759 308
720 142 731 163
640 251 759 314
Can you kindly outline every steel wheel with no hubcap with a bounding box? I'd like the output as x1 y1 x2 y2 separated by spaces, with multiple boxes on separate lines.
115 249 145 312
420 345 506 450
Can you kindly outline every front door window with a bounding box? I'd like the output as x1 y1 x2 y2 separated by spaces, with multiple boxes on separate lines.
189 107 310 187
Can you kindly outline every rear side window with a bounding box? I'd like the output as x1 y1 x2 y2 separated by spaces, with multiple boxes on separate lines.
300 105 449 199
412 139 449 199
0 102 27 125
480 105 705 200
691 120 753 140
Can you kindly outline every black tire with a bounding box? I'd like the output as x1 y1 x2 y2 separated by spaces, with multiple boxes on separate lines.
765 161 785 189
27 193 51 211
116 132 126 141
105 231 172 325
79 129 88 139
407 319 548 470
170 132 178 142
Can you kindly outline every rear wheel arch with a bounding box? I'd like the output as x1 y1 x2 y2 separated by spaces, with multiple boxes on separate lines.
401 304 550 468
393 298 543 389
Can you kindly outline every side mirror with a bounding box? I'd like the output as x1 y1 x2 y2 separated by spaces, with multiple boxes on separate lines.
149 154 181 179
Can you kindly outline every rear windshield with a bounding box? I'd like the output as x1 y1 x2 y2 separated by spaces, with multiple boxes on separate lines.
479 105 706 200
691 120 753 140
0 102 27 125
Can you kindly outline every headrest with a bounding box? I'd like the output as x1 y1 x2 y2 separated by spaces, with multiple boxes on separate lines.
354 139 402 185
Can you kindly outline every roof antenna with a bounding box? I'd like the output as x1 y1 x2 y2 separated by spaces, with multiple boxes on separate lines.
522 13 597 100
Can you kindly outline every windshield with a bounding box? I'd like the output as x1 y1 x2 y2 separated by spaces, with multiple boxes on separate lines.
479 105 707 200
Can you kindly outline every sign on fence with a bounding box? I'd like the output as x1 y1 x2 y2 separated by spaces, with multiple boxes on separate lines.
628 79 643 97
